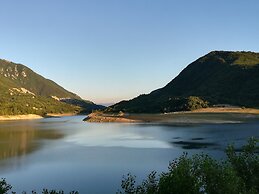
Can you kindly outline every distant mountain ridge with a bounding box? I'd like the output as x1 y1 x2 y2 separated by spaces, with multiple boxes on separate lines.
107 51 259 113
0 58 103 115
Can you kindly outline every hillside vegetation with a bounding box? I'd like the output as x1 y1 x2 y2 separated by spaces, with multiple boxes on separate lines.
0 93 79 116
0 59 79 98
0 59 103 115
107 51 259 113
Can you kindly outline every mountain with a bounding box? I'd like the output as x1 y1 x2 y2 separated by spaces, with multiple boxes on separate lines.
60 98 105 114
0 59 103 115
106 51 259 113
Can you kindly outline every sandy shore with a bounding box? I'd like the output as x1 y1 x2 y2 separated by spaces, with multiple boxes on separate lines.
85 107 259 123
0 114 43 121
45 113 77 117
0 112 79 121
191 107 259 114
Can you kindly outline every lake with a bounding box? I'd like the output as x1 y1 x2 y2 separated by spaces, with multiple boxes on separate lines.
0 114 258 193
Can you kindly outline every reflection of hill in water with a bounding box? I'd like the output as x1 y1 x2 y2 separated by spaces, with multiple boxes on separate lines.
0 123 64 161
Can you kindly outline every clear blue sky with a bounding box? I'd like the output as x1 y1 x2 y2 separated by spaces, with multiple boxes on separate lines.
0 0 259 105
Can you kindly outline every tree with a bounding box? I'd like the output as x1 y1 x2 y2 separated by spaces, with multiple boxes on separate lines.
118 138 259 194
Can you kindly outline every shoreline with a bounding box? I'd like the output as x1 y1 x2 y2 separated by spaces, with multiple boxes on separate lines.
45 113 77 117
0 114 43 121
85 107 259 123
83 113 140 123
0 112 78 121
190 107 259 114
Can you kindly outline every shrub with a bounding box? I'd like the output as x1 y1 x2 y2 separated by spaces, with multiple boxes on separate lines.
118 138 259 194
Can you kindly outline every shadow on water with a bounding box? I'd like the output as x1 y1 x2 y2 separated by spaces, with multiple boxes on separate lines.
191 137 204 140
171 140 219 150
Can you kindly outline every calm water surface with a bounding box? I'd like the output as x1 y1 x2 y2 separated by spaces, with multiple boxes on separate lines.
0 114 258 193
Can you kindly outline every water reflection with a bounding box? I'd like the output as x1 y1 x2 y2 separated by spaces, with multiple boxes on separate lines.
66 123 172 148
0 115 258 193
171 140 219 149
0 121 64 161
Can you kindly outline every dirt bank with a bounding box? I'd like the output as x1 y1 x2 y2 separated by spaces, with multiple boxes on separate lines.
84 108 259 124
0 114 43 121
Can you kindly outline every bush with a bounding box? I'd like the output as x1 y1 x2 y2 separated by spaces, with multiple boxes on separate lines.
162 96 208 113
118 138 259 194
0 179 12 194
0 179 78 194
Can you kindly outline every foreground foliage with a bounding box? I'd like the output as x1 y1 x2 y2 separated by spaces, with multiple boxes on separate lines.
118 138 259 194
0 179 78 194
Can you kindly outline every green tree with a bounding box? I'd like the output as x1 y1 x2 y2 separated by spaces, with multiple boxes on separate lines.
0 178 12 194
118 138 259 194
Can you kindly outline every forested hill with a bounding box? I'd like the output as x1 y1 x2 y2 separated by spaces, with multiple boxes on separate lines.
0 59 104 115
106 51 259 113
0 59 80 98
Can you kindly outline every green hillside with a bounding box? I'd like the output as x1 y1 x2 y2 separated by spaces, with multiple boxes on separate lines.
0 59 103 115
107 51 259 113
0 93 79 116
0 59 79 98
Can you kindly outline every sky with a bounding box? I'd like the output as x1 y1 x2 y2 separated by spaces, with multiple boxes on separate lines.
0 0 259 105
